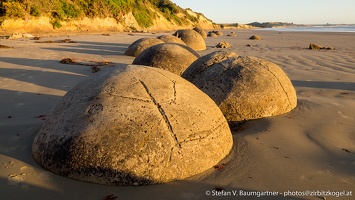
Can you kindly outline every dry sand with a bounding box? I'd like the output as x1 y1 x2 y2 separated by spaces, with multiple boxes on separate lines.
0 30 354 200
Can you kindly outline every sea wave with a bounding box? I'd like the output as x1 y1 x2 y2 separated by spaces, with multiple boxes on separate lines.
259 25 355 33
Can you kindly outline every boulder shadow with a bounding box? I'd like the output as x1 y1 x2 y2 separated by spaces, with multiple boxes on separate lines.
0 57 129 91
42 41 129 56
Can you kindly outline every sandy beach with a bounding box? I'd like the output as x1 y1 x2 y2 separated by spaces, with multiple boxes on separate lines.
0 30 354 200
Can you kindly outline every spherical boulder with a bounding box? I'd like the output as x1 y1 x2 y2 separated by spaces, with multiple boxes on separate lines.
132 43 200 75
156 35 186 45
249 35 262 40
182 51 297 123
193 27 207 39
208 32 218 37
125 38 165 57
32 65 233 186
173 29 206 51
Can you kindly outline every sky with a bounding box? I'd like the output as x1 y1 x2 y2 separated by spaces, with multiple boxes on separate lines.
171 0 355 24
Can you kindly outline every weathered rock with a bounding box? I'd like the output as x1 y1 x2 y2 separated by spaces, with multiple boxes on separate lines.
193 27 207 39
9 32 22 39
32 65 233 186
213 31 223 36
8 32 34 39
227 32 237 37
182 51 297 123
0 44 11 48
215 41 231 48
22 33 35 38
132 43 200 75
125 38 165 57
208 32 218 37
309 43 322 50
309 43 334 50
249 35 262 40
156 35 186 45
173 29 206 51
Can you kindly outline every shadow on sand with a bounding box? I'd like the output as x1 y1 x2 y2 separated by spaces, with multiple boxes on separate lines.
292 80 355 91
41 41 129 56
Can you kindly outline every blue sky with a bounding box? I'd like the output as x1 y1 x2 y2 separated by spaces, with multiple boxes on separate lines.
172 0 355 24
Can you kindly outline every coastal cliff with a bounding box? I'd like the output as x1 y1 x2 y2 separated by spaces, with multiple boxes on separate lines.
0 0 218 33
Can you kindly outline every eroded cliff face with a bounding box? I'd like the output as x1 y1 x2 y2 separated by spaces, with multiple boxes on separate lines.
184 9 216 29
0 7 219 33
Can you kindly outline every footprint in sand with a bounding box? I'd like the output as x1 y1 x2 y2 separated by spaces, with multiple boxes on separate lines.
300 170 333 181
337 111 353 119
8 166 52 189
8 174 25 185
7 173 31 190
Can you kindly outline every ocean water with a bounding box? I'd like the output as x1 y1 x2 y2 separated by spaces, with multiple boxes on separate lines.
261 25 355 33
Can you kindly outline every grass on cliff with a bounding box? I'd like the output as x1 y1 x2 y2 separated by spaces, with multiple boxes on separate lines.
0 0 195 28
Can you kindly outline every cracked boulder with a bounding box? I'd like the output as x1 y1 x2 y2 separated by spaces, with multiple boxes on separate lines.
156 35 186 45
125 38 165 57
173 29 206 51
182 51 297 123
215 41 231 48
32 65 233 186
132 43 200 75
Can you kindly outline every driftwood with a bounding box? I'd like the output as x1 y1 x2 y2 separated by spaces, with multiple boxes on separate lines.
60 58 113 73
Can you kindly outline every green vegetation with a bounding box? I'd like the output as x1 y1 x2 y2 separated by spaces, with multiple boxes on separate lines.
0 0 196 28
51 19 62 29
247 22 294 28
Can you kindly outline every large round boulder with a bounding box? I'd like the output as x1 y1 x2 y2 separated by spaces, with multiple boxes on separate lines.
193 27 207 39
32 65 233 186
173 29 206 51
125 38 165 57
156 35 186 45
132 43 200 75
249 35 262 40
182 51 297 123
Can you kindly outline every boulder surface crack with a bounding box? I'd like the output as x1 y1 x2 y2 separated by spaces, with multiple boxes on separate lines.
139 80 181 148
182 117 225 143
261 63 293 108
149 68 177 103
172 81 177 102
116 96 151 103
